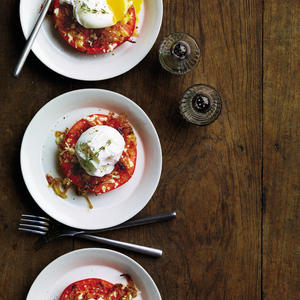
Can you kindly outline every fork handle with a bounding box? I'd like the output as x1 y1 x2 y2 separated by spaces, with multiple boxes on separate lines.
78 212 177 235
79 234 163 258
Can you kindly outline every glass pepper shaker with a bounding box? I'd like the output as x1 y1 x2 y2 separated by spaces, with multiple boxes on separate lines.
179 84 222 126
159 32 201 75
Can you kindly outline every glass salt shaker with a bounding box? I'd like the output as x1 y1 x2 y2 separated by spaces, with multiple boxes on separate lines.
159 32 201 75
179 84 222 126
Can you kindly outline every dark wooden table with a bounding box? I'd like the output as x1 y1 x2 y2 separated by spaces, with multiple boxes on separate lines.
0 0 299 299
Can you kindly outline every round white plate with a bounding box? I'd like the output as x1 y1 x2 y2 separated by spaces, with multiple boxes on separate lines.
26 248 162 299
20 89 162 229
19 0 163 80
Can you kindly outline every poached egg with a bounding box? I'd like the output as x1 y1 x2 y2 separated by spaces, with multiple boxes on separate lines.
59 0 135 29
75 125 125 177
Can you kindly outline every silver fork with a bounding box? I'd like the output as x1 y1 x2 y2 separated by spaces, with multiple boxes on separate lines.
19 212 176 257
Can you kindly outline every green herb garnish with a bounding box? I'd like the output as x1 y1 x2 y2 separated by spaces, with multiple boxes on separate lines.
80 3 107 14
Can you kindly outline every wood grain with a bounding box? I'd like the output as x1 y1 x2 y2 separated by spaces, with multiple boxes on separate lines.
263 1 300 299
77 0 263 299
0 0 298 299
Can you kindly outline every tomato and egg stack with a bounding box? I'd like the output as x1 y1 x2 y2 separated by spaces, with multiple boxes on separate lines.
53 0 142 53
55 113 137 199
59 275 138 299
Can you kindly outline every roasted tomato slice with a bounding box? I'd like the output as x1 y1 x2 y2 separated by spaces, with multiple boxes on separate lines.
53 0 136 53
58 113 137 195
59 275 138 300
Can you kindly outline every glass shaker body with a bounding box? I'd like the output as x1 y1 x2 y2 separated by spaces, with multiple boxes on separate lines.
159 33 201 75
179 84 222 126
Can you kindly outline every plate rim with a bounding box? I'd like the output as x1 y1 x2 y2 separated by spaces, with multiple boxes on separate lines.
20 88 162 229
26 247 162 299
19 0 163 81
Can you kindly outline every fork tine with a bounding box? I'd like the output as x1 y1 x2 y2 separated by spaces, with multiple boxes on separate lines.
18 227 47 235
20 218 49 226
19 223 49 232
21 214 50 221
19 214 50 236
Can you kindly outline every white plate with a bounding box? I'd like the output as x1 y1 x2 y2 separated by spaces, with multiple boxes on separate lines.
20 89 162 229
19 0 163 80
26 248 161 299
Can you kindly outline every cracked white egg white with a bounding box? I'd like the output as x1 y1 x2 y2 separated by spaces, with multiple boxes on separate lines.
75 125 125 177
59 0 132 29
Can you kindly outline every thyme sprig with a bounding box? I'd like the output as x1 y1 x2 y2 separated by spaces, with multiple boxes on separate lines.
80 3 108 14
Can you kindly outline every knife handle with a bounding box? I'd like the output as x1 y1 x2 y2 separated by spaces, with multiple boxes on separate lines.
79 234 163 258
13 0 52 77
